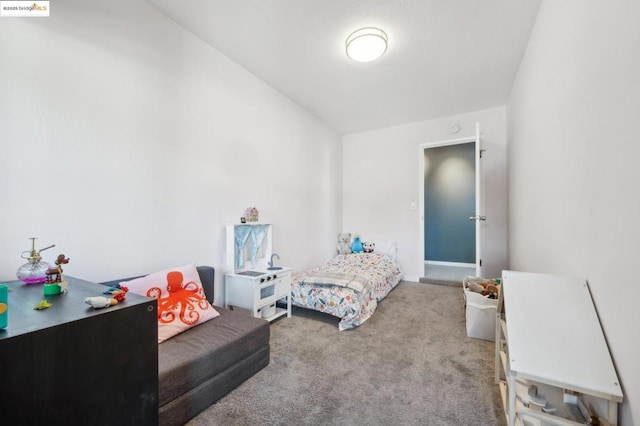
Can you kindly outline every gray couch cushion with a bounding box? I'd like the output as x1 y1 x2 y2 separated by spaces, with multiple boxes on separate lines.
158 305 270 407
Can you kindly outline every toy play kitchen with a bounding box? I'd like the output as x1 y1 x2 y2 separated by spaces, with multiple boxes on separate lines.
224 223 291 322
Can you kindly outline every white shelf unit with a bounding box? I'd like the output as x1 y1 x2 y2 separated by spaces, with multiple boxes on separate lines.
495 271 623 426
223 223 291 322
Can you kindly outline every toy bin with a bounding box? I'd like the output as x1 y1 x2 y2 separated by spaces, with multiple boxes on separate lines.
462 276 499 341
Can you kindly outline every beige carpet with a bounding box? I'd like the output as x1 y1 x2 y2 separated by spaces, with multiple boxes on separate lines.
187 281 506 426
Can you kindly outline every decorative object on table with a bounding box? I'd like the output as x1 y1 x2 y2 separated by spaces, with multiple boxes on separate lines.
103 285 129 302
351 234 364 253
240 217 247 223
84 296 118 309
337 232 352 255
0 284 8 329
44 254 70 295
363 241 375 253
33 299 52 310
245 206 259 222
16 237 56 284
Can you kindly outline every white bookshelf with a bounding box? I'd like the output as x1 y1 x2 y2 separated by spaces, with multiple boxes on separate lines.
496 271 623 425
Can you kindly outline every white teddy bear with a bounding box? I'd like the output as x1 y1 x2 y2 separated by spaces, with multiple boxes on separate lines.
337 233 352 255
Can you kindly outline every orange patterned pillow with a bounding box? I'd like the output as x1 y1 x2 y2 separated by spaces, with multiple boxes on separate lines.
121 264 220 343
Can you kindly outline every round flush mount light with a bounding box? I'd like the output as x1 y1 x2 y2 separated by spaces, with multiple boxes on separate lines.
345 27 388 62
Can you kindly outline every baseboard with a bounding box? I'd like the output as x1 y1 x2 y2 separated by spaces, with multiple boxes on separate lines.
424 260 475 268
403 275 420 283
419 277 463 287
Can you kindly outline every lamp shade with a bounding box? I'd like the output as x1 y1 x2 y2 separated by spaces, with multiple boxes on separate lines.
345 27 388 62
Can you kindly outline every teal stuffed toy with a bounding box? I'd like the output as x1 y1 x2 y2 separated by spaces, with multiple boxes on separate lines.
351 235 364 253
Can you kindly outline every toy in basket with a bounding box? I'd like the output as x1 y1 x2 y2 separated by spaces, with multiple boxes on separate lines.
464 276 500 299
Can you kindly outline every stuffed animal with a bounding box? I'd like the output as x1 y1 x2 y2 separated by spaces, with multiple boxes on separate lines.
363 242 375 253
337 233 352 255
466 279 501 299
351 235 364 253
84 296 118 309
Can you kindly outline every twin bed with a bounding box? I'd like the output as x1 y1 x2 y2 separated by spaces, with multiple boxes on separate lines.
291 242 404 330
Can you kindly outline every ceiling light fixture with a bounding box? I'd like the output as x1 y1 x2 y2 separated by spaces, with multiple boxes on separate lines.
345 27 388 62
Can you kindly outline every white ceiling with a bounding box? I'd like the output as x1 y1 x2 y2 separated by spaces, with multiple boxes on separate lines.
147 0 541 134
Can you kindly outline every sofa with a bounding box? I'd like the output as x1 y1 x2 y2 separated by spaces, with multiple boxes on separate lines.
101 265 270 426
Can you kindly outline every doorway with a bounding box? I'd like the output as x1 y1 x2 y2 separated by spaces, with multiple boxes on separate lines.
419 132 482 285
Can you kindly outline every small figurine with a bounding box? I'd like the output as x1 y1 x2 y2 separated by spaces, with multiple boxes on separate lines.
44 254 70 295
84 296 118 309
34 299 53 310
245 206 259 222
103 285 128 302
45 254 70 284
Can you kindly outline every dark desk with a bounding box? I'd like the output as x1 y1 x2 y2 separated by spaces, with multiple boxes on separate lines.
0 276 158 425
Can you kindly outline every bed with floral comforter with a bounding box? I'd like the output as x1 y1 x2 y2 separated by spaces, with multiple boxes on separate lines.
291 253 404 331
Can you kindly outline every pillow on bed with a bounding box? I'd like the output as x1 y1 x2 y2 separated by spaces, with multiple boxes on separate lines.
121 264 220 343
372 240 398 259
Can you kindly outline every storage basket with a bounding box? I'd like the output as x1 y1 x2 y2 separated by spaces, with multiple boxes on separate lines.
261 303 276 318
462 276 499 341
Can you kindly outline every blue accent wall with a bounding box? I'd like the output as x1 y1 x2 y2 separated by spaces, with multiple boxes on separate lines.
424 143 475 263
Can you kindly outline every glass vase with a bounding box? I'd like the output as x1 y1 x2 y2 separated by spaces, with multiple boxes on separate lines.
17 260 51 284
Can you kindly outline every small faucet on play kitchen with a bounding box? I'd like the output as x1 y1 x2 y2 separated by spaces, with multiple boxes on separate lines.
269 253 280 268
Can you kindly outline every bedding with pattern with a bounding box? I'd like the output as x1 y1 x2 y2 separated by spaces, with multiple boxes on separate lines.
291 252 404 331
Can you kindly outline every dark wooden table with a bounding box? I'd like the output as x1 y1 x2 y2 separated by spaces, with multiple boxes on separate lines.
0 276 158 425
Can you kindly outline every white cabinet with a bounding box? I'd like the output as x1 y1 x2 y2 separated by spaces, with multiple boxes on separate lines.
495 271 623 426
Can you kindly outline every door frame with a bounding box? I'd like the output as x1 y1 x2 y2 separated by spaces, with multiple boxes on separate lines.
419 127 483 277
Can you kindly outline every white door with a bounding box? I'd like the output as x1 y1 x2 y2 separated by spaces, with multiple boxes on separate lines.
471 123 485 277
420 123 483 277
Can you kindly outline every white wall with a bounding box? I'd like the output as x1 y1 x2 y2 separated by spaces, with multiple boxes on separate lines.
508 1 640 423
342 107 507 281
0 0 342 306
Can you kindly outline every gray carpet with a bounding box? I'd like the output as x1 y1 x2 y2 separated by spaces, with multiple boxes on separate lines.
420 264 476 286
187 281 506 426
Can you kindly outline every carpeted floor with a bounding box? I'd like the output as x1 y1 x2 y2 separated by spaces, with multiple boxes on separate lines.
187 281 506 426
420 264 476 286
